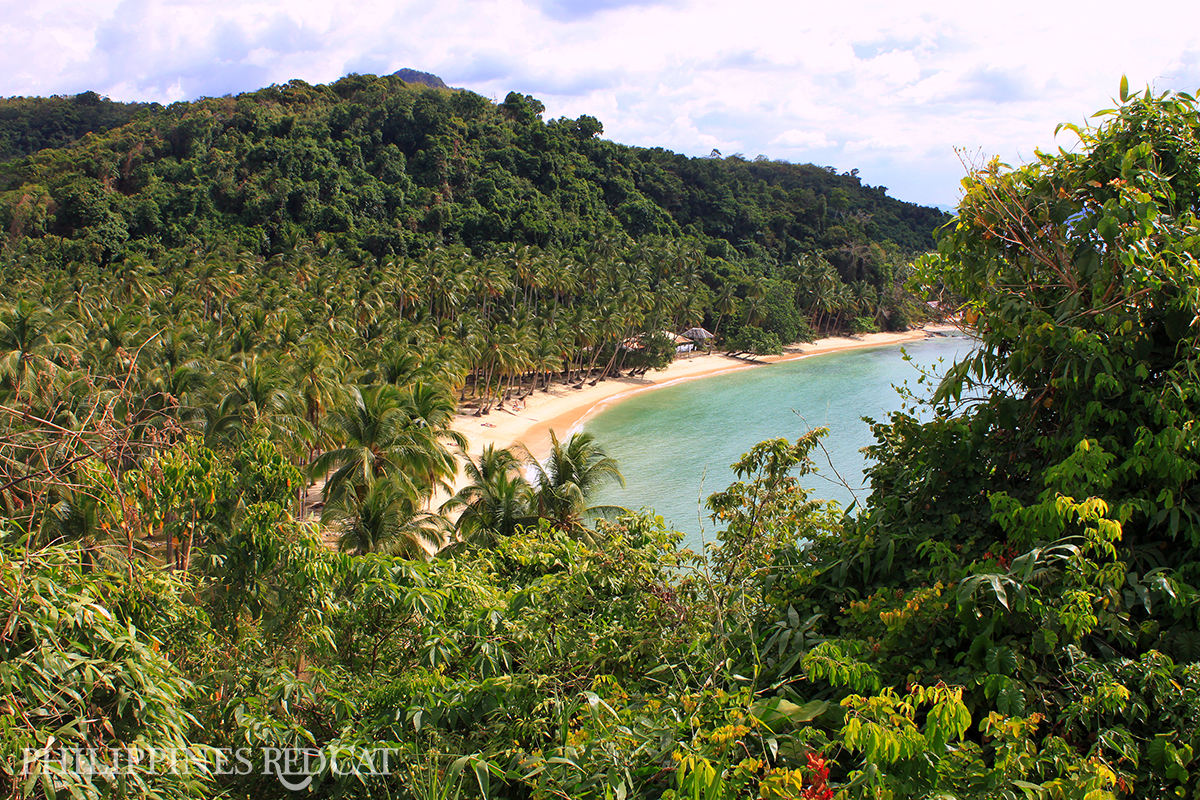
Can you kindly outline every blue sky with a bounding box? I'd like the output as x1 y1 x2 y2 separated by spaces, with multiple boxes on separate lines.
3 0 1199 208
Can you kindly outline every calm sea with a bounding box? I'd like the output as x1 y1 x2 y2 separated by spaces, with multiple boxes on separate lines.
584 333 974 549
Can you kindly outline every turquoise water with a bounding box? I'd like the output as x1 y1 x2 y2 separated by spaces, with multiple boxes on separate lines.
584 334 973 549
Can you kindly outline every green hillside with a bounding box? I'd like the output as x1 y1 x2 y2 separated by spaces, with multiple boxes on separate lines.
0 90 152 162
0 73 944 274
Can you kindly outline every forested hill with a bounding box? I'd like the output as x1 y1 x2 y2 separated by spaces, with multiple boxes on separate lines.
0 73 946 272
0 91 152 162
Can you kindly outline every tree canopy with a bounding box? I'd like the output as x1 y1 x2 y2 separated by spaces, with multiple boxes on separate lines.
0 74 944 270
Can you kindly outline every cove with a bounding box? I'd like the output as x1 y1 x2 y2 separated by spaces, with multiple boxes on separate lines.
584 333 974 550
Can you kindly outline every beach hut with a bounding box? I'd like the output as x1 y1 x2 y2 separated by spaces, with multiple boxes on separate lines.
680 327 714 352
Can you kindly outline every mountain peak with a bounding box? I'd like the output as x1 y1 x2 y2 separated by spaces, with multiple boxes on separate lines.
391 69 449 89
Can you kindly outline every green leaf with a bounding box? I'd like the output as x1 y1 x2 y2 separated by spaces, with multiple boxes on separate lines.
1012 780 1045 797
1097 215 1119 241
1055 122 1083 138
1032 629 1059 654
749 696 828 728
997 680 1025 716
989 576 1009 609
470 757 492 797
985 645 1018 676
1148 736 1169 771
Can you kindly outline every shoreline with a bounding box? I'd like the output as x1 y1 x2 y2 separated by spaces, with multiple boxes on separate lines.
442 323 961 501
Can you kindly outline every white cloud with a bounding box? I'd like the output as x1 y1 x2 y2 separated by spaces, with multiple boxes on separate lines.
843 137 904 154
772 130 834 150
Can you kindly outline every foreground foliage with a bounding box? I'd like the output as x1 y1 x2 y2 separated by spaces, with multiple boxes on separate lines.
756 83 1200 797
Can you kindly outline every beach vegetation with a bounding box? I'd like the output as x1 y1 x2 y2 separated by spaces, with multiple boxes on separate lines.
442 443 535 545
724 325 784 356
526 430 626 531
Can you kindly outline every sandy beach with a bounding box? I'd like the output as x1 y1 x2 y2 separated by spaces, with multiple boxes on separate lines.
443 323 960 500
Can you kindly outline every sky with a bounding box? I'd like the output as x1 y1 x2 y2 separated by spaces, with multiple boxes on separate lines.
2 0 1200 208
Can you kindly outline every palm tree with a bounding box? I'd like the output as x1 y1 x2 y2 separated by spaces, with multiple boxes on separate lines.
472 257 513 329
423 250 466 322
399 381 466 488
363 348 430 387
526 430 625 531
211 355 306 449
443 444 535 545
190 256 239 324
268 229 315 285
142 326 205 406
850 280 878 327
323 478 448 558
831 282 853 330
115 254 164 307
529 325 564 394
0 300 80 402
311 384 463 508
712 283 739 341
811 261 840 333
287 340 345 452
476 322 528 414
381 257 420 320
89 309 152 380
40 482 110 571
543 255 578 324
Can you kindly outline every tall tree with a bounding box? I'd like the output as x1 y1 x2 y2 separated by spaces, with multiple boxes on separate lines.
311 384 462 507
443 444 534 545
526 430 625 531
323 478 448 557
0 300 80 403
